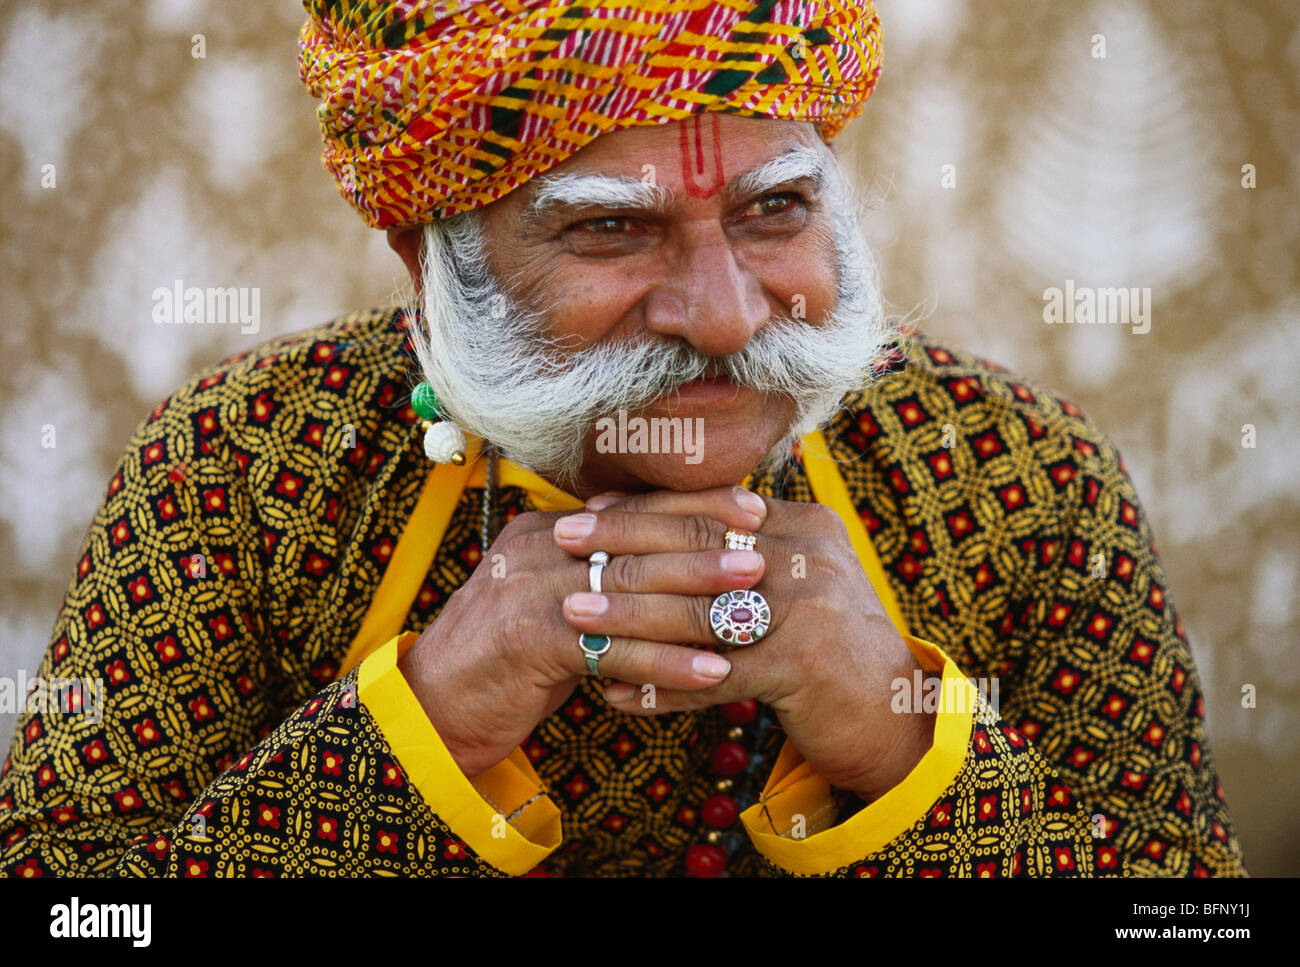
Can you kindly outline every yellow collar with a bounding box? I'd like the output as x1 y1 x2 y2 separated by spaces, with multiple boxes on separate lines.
463 436 585 512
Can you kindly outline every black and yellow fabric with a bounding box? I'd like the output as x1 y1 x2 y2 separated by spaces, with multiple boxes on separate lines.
0 306 1245 877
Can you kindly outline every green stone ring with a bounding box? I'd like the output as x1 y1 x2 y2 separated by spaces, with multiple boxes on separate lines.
578 633 612 676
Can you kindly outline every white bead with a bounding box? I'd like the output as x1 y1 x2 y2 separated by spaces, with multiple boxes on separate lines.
423 421 467 464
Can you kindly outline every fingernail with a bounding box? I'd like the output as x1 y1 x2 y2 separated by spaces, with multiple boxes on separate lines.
605 684 635 703
585 494 619 511
693 654 731 680
721 550 763 576
733 487 766 519
567 592 608 616
555 513 597 539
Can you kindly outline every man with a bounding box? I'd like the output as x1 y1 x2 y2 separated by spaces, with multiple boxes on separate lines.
0 0 1244 877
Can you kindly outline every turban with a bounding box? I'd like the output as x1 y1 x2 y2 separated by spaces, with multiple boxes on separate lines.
299 0 882 229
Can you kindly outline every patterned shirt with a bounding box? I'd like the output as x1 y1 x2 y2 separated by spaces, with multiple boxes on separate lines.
0 306 1245 877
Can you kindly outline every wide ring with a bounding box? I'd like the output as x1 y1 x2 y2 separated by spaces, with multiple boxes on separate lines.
588 550 610 593
709 589 771 645
723 529 756 552
579 633 612 676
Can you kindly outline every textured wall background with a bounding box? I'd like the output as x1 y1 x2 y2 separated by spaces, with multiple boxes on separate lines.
1 0 1296 873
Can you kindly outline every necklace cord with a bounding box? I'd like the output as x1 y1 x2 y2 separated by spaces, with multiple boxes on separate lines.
480 445 497 551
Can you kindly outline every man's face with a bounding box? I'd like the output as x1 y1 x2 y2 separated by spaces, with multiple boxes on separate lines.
474 114 841 494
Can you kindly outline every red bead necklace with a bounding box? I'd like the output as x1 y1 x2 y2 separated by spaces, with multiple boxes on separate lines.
684 697 770 877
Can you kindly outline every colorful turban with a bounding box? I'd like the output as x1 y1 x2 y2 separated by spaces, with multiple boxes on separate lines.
299 0 882 229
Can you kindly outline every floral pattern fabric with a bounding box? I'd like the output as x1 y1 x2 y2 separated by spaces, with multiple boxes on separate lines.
0 306 1244 877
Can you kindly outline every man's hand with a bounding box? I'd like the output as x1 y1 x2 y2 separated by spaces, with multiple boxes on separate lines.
553 486 936 803
396 489 768 778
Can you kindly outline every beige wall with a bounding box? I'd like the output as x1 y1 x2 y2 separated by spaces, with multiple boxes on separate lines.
1 0 1296 873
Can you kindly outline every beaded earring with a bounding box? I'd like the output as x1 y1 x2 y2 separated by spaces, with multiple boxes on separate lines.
412 382 467 465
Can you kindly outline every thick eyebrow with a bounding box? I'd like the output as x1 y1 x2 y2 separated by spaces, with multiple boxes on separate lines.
726 142 828 201
524 174 677 220
521 141 830 222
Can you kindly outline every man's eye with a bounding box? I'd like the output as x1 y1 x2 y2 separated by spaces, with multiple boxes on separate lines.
752 192 802 216
573 215 630 234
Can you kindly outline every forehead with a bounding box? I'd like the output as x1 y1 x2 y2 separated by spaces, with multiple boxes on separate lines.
519 114 823 201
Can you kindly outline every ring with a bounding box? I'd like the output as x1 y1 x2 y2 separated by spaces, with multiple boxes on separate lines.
588 550 610 593
724 529 756 552
579 633 612 676
709 589 771 645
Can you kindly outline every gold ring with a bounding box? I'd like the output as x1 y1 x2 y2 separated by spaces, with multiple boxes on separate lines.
723 529 756 552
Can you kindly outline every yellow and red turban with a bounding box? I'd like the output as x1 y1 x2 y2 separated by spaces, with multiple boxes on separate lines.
299 0 882 228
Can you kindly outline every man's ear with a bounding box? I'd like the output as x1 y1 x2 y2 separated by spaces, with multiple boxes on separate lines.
386 226 425 291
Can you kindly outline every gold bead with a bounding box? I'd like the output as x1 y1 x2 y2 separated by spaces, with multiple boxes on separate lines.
728 727 744 740
450 451 466 466
715 779 733 793
706 830 723 844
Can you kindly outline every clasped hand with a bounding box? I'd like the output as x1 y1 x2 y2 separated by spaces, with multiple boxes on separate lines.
554 485 935 804
400 484 934 803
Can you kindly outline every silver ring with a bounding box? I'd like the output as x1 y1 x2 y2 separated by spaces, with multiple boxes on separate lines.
724 529 756 552
709 589 771 645
579 633 612 676
588 550 610 593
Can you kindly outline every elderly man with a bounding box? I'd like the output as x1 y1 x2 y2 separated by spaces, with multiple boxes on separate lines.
0 0 1244 878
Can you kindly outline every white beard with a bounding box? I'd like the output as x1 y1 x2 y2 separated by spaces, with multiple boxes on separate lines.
405 156 896 492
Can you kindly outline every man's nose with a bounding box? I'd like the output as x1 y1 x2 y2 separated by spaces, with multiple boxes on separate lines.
643 228 769 357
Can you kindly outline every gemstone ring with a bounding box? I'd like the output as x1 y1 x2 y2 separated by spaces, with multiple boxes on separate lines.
579 633 612 676
708 589 771 646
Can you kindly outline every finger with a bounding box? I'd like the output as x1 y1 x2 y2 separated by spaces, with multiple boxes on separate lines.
554 509 738 557
493 508 583 544
583 491 634 511
564 590 728 646
595 549 765 595
588 485 767 530
601 649 771 713
566 634 733 691
603 685 709 715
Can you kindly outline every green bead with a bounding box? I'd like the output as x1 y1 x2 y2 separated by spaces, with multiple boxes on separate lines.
411 383 442 421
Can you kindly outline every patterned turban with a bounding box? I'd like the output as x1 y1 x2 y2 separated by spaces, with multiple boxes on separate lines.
299 0 882 229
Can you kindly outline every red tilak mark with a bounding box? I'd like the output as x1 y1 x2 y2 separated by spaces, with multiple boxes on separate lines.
679 113 725 199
